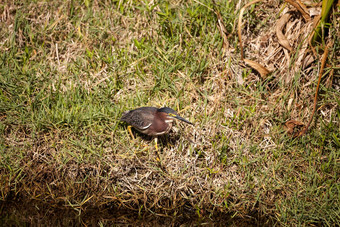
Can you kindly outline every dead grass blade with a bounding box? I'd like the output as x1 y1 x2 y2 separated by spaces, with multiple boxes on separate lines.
237 0 270 79
308 15 321 57
238 0 263 60
244 59 271 79
297 44 329 137
212 0 229 50
284 0 311 22
276 13 292 52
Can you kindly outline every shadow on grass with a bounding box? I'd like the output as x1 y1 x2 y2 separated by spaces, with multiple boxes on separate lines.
128 127 183 148
0 199 275 226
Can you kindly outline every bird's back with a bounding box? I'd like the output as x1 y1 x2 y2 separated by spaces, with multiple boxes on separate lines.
121 107 157 129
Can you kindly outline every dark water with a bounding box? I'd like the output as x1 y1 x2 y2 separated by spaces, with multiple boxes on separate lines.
0 200 274 226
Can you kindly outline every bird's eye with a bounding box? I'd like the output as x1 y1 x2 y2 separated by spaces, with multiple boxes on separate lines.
168 113 176 117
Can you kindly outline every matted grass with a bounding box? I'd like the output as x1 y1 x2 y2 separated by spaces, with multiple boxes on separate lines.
0 0 339 225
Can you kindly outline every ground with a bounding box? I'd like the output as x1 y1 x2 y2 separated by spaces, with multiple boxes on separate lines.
0 0 339 225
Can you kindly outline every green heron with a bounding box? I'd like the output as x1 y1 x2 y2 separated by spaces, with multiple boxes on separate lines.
121 107 193 149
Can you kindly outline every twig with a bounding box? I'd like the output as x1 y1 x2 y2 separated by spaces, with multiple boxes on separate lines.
297 45 329 137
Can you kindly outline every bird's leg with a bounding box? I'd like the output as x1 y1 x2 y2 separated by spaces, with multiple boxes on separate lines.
154 137 166 171
127 125 135 140
165 133 171 146
154 137 158 150
154 137 161 162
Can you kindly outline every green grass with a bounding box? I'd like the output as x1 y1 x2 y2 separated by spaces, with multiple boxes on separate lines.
0 0 339 225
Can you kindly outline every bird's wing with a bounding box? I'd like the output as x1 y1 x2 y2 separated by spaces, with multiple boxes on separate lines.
122 107 156 129
133 109 154 129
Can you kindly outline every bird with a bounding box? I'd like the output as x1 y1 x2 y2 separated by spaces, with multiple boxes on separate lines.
120 107 193 150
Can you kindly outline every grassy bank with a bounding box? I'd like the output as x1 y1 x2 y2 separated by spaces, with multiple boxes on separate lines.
1 0 339 225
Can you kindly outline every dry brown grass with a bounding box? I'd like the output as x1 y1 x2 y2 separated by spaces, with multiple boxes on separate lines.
0 0 339 225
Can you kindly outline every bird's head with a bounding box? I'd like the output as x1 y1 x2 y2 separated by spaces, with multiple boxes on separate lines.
157 107 193 125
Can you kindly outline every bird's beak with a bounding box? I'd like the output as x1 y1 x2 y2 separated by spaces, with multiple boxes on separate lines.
174 115 193 125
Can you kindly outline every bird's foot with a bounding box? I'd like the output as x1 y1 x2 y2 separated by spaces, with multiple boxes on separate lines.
127 125 135 140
